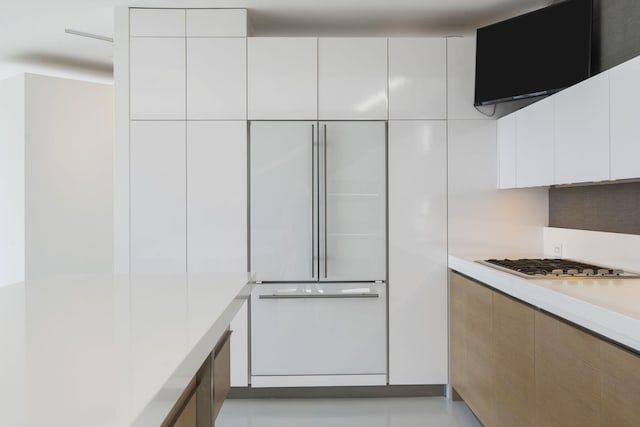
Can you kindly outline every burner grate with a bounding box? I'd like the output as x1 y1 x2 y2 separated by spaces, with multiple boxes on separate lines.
484 258 621 277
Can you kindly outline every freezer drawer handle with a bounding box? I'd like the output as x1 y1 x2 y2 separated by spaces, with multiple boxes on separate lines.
259 293 379 300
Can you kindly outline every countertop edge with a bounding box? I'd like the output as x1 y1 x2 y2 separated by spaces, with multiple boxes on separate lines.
448 255 640 353
132 281 254 427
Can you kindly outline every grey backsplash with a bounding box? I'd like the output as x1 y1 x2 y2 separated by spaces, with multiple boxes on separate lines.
592 0 640 74
549 182 640 235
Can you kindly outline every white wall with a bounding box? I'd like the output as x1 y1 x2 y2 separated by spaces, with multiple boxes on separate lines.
447 120 548 258
544 227 640 274
446 37 548 259
0 75 25 286
23 74 113 278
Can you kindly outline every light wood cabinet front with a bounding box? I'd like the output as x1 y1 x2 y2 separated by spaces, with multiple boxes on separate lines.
535 311 601 427
449 271 640 427
492 292 535 427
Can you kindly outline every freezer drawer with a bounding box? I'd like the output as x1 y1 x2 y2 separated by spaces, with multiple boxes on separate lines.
251 282 387 378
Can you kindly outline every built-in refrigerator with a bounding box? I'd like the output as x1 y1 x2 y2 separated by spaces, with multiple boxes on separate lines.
249 121 388 387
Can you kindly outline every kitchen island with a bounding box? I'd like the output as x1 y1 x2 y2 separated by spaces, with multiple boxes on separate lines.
449 255 640 426
0 272 252 427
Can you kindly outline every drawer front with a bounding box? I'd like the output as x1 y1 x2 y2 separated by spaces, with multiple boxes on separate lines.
251 283 387 376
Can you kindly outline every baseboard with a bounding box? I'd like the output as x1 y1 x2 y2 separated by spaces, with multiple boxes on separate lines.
227 384 446 399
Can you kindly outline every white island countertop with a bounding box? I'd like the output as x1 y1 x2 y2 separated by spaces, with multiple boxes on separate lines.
449 255 640 353
0 272 253 427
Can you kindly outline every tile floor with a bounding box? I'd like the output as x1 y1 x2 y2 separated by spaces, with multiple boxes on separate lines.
217 397 481 427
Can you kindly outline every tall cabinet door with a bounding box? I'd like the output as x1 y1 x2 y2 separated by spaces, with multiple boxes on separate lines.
320 121 386 282
248 37 318 120
250 122 317 282
130 121 186 273
318 38 388 120
187 121 247 272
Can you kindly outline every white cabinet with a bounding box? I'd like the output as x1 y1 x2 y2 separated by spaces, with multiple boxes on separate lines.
318 38 388 120
248 38 318 120
388 121 448 385
517 96 555 187
130 121 186 273
186 38 246 119
388 38 446 119
497 113 517 189
130 38 185 120
251 282 387 387
187 121 247 273
186 9 247 37
554 72 610 184
610 56 640 180
447 37 490 120
130 9 185 37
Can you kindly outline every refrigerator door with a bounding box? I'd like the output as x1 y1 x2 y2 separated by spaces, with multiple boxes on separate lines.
250 121 318 282
320 121 387 281
251 282 387 382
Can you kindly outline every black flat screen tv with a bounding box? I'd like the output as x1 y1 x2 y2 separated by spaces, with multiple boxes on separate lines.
474 0 593 106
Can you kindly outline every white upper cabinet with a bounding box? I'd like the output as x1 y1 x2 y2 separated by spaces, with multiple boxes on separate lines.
187 38 246 120
610 56 640 180
497 113 517 189
516 96 555 187
186 9 247 37
388 38 446 119
187 121 247 273
130 121 186 273
130 9 185 37
554 71 610 184
318 38 388 120
447 37 490 120
130 38 185 120
248 38 317 120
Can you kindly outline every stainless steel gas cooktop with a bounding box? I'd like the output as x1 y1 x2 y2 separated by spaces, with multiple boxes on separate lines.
477 258 640 279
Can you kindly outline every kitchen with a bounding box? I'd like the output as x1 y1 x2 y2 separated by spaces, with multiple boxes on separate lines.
1 0 639 426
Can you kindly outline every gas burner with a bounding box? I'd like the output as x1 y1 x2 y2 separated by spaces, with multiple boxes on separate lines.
477 258 638 279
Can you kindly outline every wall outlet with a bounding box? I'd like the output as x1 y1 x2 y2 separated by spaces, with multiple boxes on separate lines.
553 243 563 258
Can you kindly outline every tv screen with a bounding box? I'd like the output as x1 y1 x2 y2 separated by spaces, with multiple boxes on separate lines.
474 0 592 106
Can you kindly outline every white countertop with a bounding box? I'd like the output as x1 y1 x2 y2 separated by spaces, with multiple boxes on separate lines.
0 272 253 427
449 256 640 352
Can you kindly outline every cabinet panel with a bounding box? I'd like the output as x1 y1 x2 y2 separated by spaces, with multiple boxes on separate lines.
492 292 535 427
318 38 388 120
388 121 447 384
554 72 610 184
610 56 640 180
497 113 516 189
186 9 247 37
516 96 555 187
186 121 246 273
535 311 601 427
449 273 468 397
463 276 493 425
600 340 640 426
130 38 185 120
248 37 318 120
388 38 446 119
186 38 246 120
130 122 186 273
130 9 185 37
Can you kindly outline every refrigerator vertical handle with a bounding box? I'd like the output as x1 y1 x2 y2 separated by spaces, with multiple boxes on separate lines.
323 124 328 279
311 124 315 279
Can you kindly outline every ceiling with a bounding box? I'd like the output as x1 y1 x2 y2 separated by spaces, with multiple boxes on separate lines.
0 0 553 84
